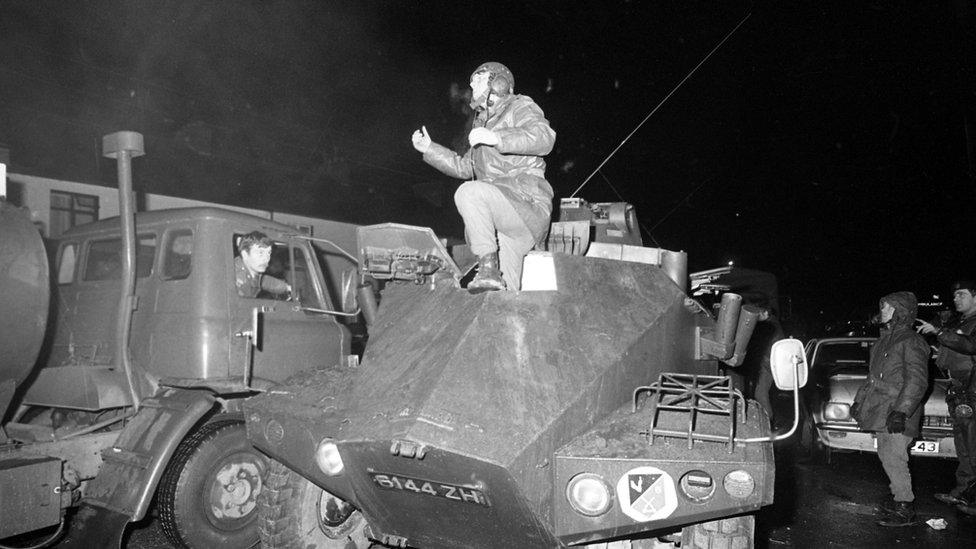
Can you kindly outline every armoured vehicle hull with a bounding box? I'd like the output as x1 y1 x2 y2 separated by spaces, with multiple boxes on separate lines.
247 201 773 548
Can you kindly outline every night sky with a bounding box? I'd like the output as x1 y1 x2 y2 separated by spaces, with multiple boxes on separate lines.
1 1 973 333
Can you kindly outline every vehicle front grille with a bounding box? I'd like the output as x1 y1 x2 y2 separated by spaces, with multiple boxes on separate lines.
922 415 953 429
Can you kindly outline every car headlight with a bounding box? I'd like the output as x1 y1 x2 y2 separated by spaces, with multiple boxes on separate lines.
823 402 851 421
566 473 613 516
315 439 345 476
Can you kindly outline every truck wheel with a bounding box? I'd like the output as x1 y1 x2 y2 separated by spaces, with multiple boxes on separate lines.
158 415 267 548
680 515 754 549
258 459 370 549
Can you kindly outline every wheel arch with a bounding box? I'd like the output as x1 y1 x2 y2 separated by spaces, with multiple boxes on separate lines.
82 388 217 523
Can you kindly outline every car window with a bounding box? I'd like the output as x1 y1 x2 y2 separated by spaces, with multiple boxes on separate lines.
812 340 871 376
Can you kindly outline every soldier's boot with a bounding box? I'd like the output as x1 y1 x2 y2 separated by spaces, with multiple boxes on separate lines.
935 492 968 505
877 501 917 527
467 253 505 294
875 495 897 516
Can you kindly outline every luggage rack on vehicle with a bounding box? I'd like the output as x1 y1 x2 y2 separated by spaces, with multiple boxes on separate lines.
634 373 745 453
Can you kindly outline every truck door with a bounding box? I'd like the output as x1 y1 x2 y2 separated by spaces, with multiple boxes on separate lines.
230 236 348 386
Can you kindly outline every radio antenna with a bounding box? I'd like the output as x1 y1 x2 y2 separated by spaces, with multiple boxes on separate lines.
570 12 752 198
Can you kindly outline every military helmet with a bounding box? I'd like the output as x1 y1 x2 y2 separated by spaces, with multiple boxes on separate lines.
471 62 514 96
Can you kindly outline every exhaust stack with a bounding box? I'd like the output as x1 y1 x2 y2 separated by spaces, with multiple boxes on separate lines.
103 131 145 410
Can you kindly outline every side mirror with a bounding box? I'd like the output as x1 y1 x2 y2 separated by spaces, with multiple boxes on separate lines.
737 337 809 444
770 338 808 390
340 269 358 314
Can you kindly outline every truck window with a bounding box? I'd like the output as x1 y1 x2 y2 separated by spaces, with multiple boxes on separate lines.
232 234 323 306
57 243 77 284
291 246 322 308
83 235 156 281
162 230 193 280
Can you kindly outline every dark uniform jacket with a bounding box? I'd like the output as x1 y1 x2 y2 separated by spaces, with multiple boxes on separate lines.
935 312 976 390
234 257 289 298
852 292 931 438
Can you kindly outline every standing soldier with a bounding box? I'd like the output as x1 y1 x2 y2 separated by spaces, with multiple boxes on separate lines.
917 280 976 512
851 292 930 527
412 62 556 293
750 306 784 427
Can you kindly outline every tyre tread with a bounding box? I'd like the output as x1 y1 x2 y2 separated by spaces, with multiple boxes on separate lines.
257 460 302 549
157 416 245 549
681 515 754 549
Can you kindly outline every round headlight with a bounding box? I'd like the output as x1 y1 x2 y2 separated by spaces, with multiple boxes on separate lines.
823 402 851 421
566 473 613 517
723 470 755 499
314 439 345 476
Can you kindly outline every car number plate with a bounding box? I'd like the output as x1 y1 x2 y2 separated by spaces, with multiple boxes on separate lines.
911 440 939 453
369 473 490 507
872 439 940 453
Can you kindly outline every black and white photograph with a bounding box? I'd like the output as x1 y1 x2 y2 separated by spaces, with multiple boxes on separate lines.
1 1 975 548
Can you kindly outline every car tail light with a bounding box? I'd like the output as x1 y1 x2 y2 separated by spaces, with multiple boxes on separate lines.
823 402 851 421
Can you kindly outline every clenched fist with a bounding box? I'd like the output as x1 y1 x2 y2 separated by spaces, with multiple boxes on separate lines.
412 126 432 153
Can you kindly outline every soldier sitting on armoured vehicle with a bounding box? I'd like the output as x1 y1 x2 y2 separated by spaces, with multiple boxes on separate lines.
235 230 291 298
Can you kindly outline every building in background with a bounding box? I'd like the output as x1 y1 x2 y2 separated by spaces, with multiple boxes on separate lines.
2 167 359 300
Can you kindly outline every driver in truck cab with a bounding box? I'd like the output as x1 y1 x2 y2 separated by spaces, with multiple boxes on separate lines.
235 230 291 298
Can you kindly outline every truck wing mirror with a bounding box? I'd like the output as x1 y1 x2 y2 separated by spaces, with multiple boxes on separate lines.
340 269 358 314
770 338 808 390
737 337 809 444
295 270 369 323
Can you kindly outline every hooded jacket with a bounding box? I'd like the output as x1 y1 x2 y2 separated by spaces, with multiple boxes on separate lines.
852 292 931 437
422 93 556 244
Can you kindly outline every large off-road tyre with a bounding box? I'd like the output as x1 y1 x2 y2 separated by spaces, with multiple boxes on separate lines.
157 415 268 548
258 459 371 549
680 515 754 549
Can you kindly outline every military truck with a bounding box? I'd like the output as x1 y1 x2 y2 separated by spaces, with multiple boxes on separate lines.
245 198 801 548
0 133 357 548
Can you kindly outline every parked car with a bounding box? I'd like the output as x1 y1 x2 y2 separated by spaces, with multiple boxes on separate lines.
800 337 955 462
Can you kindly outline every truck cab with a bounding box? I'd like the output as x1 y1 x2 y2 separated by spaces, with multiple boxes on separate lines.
2 206 352 547
33 207 348 398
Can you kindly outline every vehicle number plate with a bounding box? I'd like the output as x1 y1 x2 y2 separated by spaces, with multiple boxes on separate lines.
369 473 490 507
872 439 940 453
911 440 939 453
